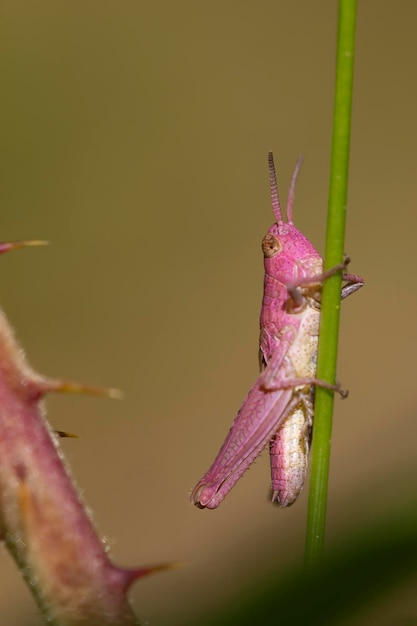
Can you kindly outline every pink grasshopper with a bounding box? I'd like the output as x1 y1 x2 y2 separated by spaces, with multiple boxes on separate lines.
191 152 363 508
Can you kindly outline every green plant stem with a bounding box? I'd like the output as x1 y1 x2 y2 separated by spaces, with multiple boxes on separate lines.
304 0 357 568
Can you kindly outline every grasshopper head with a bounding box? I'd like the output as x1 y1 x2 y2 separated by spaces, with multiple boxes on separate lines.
263 152 320 280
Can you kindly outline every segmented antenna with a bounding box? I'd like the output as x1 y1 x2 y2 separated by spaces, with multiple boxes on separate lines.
286 155 304 225
268 152 284 226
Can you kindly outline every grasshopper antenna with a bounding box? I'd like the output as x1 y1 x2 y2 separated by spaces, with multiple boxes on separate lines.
286 155 304 225
268 152 284 228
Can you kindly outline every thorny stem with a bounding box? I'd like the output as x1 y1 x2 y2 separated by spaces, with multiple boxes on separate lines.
0 242 173 625
304 0 357 567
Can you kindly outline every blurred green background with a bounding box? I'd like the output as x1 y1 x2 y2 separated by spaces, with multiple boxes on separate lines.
1 1 417 624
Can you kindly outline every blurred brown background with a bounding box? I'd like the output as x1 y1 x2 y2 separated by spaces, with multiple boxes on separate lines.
0 1 416 624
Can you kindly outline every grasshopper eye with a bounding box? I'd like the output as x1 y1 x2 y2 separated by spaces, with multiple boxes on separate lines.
262 233 281 258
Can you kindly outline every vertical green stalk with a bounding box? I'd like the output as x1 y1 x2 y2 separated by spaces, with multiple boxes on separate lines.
304 0 357 567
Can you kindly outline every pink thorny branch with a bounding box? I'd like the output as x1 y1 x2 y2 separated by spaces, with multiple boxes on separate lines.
0 240 174 626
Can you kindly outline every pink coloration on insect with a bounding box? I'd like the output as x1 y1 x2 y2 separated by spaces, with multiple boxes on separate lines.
191 152 363 509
